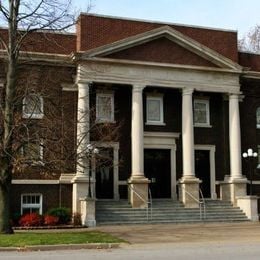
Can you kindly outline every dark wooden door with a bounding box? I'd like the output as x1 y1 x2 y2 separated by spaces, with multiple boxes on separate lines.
96 148 114 199
144 149 171 198
195 150 211 198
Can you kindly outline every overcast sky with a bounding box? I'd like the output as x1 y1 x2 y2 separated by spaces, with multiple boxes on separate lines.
73 0 260 38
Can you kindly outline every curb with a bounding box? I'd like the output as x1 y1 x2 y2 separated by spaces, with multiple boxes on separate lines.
0 243 121 252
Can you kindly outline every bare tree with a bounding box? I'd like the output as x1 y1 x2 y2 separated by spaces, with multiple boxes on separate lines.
0 0 78 234
239 25 260 53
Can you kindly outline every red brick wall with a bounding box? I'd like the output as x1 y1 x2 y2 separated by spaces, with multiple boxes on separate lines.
239 52 260 71
77 14 238 62
9 63 76 180
0 28 76 54
11 184 72 215
106 37 218 67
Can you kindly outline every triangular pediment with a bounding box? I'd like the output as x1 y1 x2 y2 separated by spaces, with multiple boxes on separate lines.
81 26 242 70
104 37 219 68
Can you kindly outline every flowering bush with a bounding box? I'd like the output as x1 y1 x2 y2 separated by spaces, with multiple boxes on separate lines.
44 215 59 226
19 213 43 227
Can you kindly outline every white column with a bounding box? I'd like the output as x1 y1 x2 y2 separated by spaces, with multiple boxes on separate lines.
76 82 90 176
220 93 247 204
129 84 149 208
182 88 195 177
229 94 242 179
131 84 145 179
72 82 91 214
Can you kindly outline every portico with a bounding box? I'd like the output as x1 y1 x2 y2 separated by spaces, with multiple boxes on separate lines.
72 24 247 214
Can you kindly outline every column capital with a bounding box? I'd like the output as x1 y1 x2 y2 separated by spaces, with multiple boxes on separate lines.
182 88 194 96
77 81 92 89
228 92 242 99
132 84 145 93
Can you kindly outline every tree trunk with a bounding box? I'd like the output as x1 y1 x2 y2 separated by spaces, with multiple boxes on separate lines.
0 159 13 234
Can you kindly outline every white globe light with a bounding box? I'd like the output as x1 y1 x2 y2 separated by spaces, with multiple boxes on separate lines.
248 148 253 156
253 152 258 157
93 148 99 154
242 153 248 158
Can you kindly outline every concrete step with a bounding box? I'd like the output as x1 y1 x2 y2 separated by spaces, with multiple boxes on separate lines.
96 199 249 225
97 218 249 226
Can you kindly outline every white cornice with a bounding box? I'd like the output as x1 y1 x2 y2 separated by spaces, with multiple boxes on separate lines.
78 26 242 71
12 174 77 184
59 173 76 184
12 179 59 184
61 83 77 91
82 57 242 74
242 71 260 79
0 50 74 66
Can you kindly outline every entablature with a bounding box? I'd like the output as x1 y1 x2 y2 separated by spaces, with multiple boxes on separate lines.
77 58 241 94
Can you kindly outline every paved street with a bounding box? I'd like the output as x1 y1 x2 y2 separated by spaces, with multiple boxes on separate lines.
1 241 260 260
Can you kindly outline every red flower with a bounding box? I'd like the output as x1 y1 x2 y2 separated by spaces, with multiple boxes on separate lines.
19 213 43 227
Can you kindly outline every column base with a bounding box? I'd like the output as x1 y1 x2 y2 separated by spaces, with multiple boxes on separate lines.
220 175 247 205
128 177 150 208
236 196 259 221
72 175 95 213
178 176 201 208
80 197 96 227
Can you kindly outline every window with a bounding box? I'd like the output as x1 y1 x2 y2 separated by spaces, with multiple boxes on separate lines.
96 93 114 122
194 99 210 127
256 107 260 128
21 194 42 215
146 95 164 125
22 140 43 164
23 94 44 119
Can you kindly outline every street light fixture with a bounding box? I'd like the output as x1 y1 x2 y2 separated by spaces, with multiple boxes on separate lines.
86 144 99 198
242 148 258 196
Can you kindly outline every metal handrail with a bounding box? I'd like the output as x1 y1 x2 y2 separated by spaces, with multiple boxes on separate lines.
148 187 153 220
128 185 152 221
181 186 205 220
199 188 206 219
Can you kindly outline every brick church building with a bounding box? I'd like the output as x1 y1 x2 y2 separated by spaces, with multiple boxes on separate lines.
2 14 260 225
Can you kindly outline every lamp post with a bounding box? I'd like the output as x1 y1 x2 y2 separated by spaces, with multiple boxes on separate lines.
86 144 99 198
242 148 258 196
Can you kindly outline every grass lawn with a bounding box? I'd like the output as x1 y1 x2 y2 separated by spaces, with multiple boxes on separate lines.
0 231 124 247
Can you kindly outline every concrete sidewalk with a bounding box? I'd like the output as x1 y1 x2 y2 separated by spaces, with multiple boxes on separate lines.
95 222 260 244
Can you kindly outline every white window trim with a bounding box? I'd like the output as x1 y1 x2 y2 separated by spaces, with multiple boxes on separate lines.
194 99 211 127
21 193 43 215
96 93 115 123
22 95 44 119
146 95 165 126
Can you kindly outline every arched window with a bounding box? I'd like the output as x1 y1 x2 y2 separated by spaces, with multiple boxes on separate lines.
23 94 44 119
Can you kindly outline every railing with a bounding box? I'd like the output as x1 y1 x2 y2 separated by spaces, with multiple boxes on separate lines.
128 185 152 221
148 187 153 220
199 188 206 219
181 187 206 220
